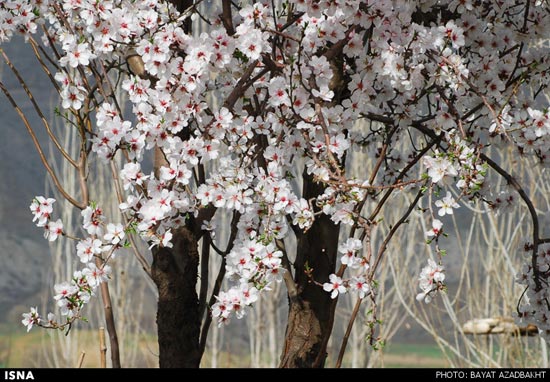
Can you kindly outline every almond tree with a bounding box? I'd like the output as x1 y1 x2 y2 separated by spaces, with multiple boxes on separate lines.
3 0 550 368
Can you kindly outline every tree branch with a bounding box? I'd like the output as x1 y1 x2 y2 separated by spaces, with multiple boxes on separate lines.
276 239 299 302
109 161 152 277
412 123 543 290
221 0 235 36
223 59 259 112
0 48 78 168
479 153 542 290
199 211 240 356
95 257 121 368
0 81 84 209
198 234 211 320
335 296 363 368
370 184 426 276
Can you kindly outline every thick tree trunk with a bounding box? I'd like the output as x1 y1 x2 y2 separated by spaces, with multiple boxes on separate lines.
151 226 201 368
279 173 340 368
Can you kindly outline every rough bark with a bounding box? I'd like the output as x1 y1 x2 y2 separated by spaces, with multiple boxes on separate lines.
151 226 201 368
279 173 340 368
279 41 347 367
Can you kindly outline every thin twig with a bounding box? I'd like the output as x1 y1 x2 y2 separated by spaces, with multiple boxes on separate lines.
28 37 61 93
99 327 107 368
0 48 78 168
0 81 84 209
414 122 543 291
480 153 542 290
95 257 121 368
370 184 426 278
76 351 86 368
335 184 425 366
368 138 439 222
335 297 363 368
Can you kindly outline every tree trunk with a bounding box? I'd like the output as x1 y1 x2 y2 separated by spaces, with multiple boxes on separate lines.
151 226 201 368
151 131 201 367
279 173 340 368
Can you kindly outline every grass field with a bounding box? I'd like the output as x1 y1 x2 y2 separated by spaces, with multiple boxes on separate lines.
0 323 447 368
381 343 448 368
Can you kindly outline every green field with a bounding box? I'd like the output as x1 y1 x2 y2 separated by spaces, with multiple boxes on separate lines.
381 343 448 368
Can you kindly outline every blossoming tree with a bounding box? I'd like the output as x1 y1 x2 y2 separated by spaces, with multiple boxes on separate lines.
2 0 550 368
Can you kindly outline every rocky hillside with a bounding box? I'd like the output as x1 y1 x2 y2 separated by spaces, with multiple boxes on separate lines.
0 39 52 319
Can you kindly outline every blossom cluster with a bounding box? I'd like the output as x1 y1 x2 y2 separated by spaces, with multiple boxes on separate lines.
30 196 63 241
514 243 550 339
24 198 119 331
211 239 285 325
323 238 370 300
416 259 446 304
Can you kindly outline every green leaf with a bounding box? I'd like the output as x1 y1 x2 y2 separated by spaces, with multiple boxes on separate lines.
233 49 249 63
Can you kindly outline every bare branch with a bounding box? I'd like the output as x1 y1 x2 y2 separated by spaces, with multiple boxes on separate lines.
95 256 121 368
0 48 78 168
28 37 61 93
335 296 363 368
198 235 211 320
221 0 236 36
276 239 299 302
0 81 84 209
480 153 542 290
370 184 426 276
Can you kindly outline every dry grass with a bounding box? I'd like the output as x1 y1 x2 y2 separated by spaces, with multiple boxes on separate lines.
0 325 160 368
0 324 447 368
